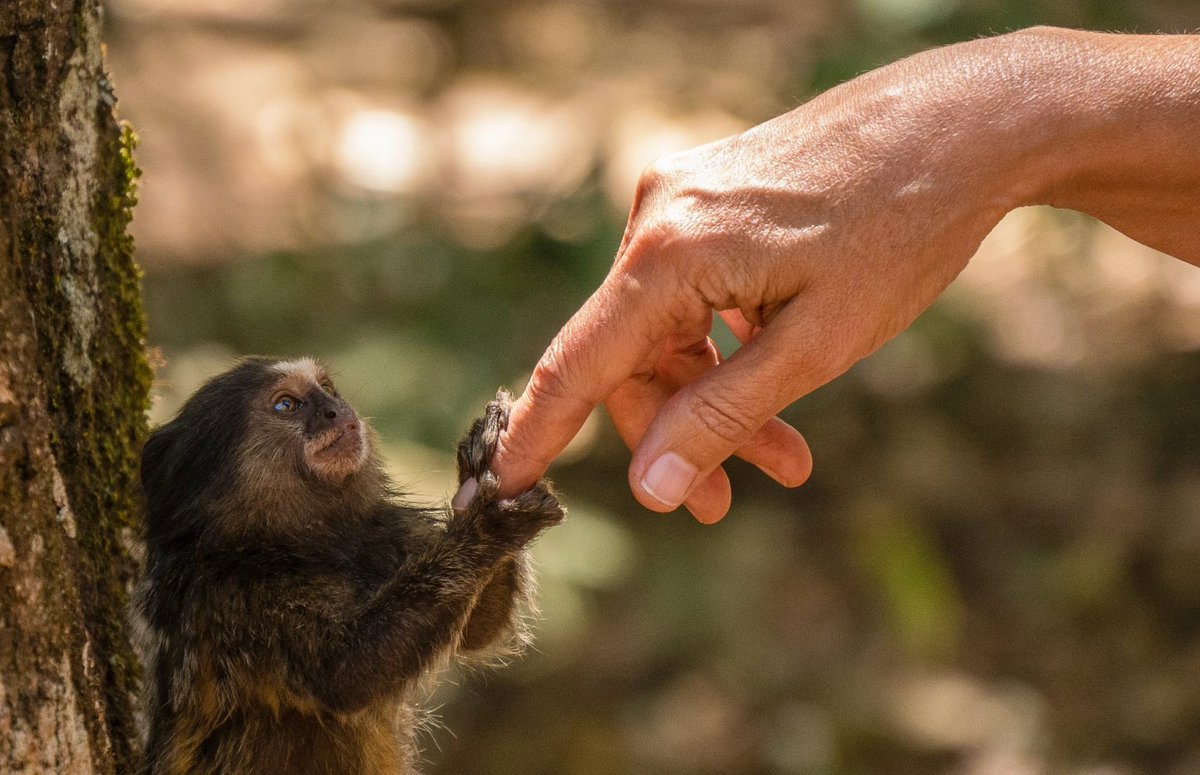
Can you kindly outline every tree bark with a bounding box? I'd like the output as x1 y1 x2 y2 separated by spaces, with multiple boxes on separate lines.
0 0 148 773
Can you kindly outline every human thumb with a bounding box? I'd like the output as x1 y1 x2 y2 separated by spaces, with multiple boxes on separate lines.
631 376 785 513
628 308 828 513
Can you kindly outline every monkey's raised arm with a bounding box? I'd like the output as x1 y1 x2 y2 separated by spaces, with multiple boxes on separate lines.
456 391 546 656
285 393 561 712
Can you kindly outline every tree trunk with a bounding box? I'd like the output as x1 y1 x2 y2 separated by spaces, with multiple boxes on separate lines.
0 0 148 772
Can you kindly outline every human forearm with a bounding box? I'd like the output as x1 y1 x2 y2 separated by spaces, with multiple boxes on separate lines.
1006 27 1200 262
739 27 1198 249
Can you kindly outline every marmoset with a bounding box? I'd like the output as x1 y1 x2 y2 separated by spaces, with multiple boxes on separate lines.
132 357 563 775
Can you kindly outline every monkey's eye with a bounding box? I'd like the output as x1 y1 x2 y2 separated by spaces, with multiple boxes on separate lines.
273 395 301 413
320 382 337 396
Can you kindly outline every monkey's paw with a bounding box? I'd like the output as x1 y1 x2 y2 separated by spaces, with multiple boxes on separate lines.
456 389 512 486
480 482 564 549
456 390 565 548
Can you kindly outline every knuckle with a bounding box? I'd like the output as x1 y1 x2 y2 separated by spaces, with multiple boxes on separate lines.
625 163 703 259
619 213 747 317
627 157 673 226
528 340 588 410
638 152 684 196
689 254 742 307
528 338 578 403
615 218 707 320
688 392 758 448
636 160 666 197
619 213 689 273
672 336 714 361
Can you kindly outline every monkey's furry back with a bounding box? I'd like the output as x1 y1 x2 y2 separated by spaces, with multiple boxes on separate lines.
131 365 563 775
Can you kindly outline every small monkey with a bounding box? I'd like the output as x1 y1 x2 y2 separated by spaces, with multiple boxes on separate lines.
132 357 563 775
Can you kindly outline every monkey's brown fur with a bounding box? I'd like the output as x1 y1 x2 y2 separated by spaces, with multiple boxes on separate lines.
132 357 563 774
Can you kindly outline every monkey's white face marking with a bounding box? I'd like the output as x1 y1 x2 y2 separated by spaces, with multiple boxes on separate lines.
271 357 324 383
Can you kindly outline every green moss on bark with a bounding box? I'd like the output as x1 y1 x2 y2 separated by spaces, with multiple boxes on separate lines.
60 119 150 774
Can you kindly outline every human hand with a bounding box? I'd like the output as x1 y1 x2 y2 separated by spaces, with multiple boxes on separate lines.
490 33 1033 523
489 27 1200 522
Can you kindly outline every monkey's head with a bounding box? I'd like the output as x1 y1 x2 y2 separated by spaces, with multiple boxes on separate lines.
142 357 377 544
248 357 370 484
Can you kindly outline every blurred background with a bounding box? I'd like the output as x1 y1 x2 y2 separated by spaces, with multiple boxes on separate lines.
104 1 1200 773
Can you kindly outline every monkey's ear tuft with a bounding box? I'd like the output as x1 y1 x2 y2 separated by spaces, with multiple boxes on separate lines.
140 423 183 524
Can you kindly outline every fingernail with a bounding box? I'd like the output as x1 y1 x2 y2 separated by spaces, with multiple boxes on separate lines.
452 477 478 513
640 452 698 508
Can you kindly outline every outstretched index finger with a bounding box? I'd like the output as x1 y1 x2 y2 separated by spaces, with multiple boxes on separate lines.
491 271 685 495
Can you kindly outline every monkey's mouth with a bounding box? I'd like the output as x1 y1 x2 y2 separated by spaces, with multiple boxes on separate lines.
306 424 368 482
315 426 364 457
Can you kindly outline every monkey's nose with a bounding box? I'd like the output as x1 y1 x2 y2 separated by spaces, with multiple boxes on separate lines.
323 408 338 420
